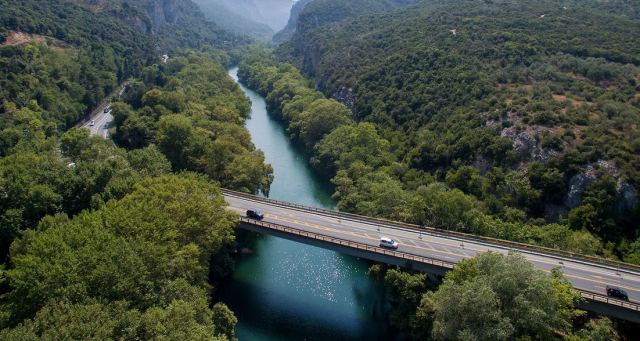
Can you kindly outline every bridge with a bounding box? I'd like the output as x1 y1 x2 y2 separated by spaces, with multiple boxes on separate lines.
223 189 640 323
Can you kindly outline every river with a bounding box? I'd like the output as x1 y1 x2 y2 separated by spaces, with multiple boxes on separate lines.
219 67 392 340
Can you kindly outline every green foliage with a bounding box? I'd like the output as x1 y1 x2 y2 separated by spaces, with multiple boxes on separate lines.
0 135 171 262
0 0 155 133
114 53 273 195
239 50 616 258
273 0 640 259
0 174 237 336
429 252 581 340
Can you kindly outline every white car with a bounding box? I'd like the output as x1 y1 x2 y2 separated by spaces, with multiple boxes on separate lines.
379 236 399 249
89 120 95 126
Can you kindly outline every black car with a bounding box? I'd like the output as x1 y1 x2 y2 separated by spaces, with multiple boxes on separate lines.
606 285 629 301
246 209 264 220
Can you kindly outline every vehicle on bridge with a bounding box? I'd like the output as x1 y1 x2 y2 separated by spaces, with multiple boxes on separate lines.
606 285 629 301
246 209 264 220
379 236 399 250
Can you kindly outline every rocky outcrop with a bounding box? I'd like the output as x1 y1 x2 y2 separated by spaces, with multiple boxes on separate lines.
332 86 356 112
273 0 313 44
564 160 638 212
565 166 598 208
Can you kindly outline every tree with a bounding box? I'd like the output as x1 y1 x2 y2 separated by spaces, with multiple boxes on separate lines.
427 252 581 340
60 128 92 161
288 99 352 147
156 114 194 170
1 174 236 324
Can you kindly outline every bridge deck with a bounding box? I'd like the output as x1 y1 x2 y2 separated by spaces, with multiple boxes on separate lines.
223 190 640 322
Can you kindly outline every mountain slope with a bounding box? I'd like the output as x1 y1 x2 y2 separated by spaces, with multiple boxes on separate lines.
194 0 294 32
65 0 247 51
276 0 640 257
192 0 274 39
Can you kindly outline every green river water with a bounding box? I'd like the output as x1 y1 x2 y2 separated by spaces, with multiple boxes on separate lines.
218 68 393 340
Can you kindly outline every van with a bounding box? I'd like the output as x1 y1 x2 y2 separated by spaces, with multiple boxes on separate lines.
379 236 399 250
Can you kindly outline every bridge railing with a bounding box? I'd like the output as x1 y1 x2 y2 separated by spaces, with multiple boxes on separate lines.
223 189 640 273
238 216 455 270
578 291 640 311
238 215 640 313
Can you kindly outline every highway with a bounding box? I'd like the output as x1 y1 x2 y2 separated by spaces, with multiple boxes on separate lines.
223 191 640 307
81 104 113 138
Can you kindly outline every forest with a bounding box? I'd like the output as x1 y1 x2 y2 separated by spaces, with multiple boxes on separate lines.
1 0 639 339
272 0 640 262
0 1 275 338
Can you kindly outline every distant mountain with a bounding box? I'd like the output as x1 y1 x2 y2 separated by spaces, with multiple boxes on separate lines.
194 0 294 32
192 0 274 39
273 0 313 44
64 0 248 51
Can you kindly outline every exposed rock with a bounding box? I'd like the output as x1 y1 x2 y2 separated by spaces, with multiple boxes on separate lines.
532 147 559 163
332 86 356 112
565 165 597 208
501 126 537 159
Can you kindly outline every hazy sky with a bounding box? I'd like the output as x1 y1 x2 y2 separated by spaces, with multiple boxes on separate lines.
201 0 296 31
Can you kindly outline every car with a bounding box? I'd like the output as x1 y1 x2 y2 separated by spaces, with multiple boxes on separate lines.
89 120 95 126
379 236 399 249
104 107 109 113
606 285 629 301
246 209 264 220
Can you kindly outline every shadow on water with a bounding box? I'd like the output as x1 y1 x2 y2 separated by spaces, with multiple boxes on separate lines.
217 67 393 340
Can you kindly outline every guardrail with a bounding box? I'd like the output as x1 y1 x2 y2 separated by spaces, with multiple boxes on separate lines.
239 216 455 270
578 291 640 311
223 189 640 273
239 214 640 312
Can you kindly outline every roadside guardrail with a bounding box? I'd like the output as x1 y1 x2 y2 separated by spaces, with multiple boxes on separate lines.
223 189 640 274
239 214 640 312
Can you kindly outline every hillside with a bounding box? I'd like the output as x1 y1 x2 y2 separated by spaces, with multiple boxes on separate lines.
272 0 640 260
64 0 247 51
193 0 274 39
194 0 294 33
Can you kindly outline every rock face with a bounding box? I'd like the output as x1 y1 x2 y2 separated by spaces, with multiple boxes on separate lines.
273 0 313 43
565 166 598 208
332 86 356 112
564 160 638 213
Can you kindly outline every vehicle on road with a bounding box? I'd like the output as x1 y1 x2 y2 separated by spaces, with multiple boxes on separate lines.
104 107 109 113
606 285 629 301
379 236 399 249
89 120 95 126
246 209 264 220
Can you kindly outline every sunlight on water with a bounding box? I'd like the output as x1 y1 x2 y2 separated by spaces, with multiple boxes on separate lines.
217 68 391 341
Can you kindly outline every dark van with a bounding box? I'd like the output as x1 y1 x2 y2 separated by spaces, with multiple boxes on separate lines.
246 209 264 220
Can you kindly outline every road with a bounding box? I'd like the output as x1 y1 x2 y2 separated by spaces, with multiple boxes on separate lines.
224 192 640 304
81 104 113 138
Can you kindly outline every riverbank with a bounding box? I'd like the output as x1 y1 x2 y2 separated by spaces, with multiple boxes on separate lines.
218 67 393 340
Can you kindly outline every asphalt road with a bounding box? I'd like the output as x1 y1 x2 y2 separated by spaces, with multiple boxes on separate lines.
81 104 113 139
224 193 640 304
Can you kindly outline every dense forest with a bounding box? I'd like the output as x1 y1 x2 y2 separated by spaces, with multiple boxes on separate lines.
111 52 273 194
0 1 274 338
270 0 640 262
1 0 639 338
239 51 630 339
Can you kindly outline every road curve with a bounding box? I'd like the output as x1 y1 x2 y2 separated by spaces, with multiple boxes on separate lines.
223 192 640 305
81 104 112 139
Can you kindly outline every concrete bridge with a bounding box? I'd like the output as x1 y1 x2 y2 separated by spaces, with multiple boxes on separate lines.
223 189 640 323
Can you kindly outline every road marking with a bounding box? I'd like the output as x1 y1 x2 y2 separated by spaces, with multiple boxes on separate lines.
227 205 640 296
